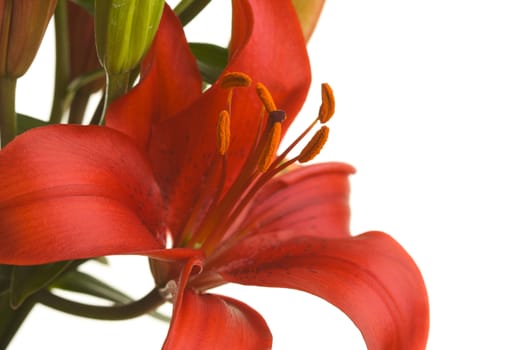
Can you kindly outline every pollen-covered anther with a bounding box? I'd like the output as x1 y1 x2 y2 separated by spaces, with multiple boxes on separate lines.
220 72 252 88
258 122 282 172
298 126 330 163
256 82 277 112
318 83 335 123
216 110 231 155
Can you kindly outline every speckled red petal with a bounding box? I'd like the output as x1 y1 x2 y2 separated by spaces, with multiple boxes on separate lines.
209 231 429 350
163 290 272 350
0 125 164 264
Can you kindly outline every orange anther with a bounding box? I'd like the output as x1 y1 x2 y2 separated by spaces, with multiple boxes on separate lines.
318 83 335 123
298 126 329 163
216 110 231 155
220 72 252 89
256 82 277 112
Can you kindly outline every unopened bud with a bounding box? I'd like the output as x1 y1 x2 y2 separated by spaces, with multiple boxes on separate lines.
0 0 57 77
68 2 104 94
94 0 164 75
291 0 325 41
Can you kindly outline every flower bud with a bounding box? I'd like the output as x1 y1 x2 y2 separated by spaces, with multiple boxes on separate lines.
65 2 105 123
68 2 104 94
291 0 325 41
94 0 164 75
0 0 57 77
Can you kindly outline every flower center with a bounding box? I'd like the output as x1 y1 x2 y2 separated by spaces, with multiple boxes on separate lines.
181 72 335 255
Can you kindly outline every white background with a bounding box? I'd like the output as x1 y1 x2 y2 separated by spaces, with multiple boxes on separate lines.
9 0 527 349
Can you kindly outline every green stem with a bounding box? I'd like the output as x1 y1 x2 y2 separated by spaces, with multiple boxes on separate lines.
68 92 91 124
89 97 104 125
174 0 211 26
99 71 130 125
49 0 70 123
37 287 165 320
65 69 104 124
0 77 17 147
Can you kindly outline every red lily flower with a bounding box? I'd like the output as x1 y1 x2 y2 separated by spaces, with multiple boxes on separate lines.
0 1 429 349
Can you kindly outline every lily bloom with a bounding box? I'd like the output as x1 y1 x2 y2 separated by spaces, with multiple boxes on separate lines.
0 1 429 349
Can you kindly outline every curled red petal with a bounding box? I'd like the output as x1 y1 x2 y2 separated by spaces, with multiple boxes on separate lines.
106 5 202 149
235 162 356 240
148 247 204 292
0 125 164 264
163 290 272 350
207 232 429 349
229 0 311 127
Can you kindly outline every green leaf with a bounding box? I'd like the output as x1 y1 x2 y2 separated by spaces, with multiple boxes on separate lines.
93 256 109 265
0 265 12 295
53 270 129 303
189 43 228 84
0 292 36 349
69 0 94 15
10 261 73 308
174 0 211 26
16 113 48 134
53 270 170 322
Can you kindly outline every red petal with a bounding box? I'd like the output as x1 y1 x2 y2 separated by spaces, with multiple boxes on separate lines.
234 162 356 240
0 125 164 264
157 248 269 350
148 248 204 290
207 232 429 349
229 0 311 126
163 290 272 350
148 0 311 237
106 5 202 149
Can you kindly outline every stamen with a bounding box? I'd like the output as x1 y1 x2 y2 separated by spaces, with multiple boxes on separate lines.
256 82 277 112
318 83 335 123
258 122 282 172
298 126 330 163
216 110 230 155
192 77 339 256
220 72 252 88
